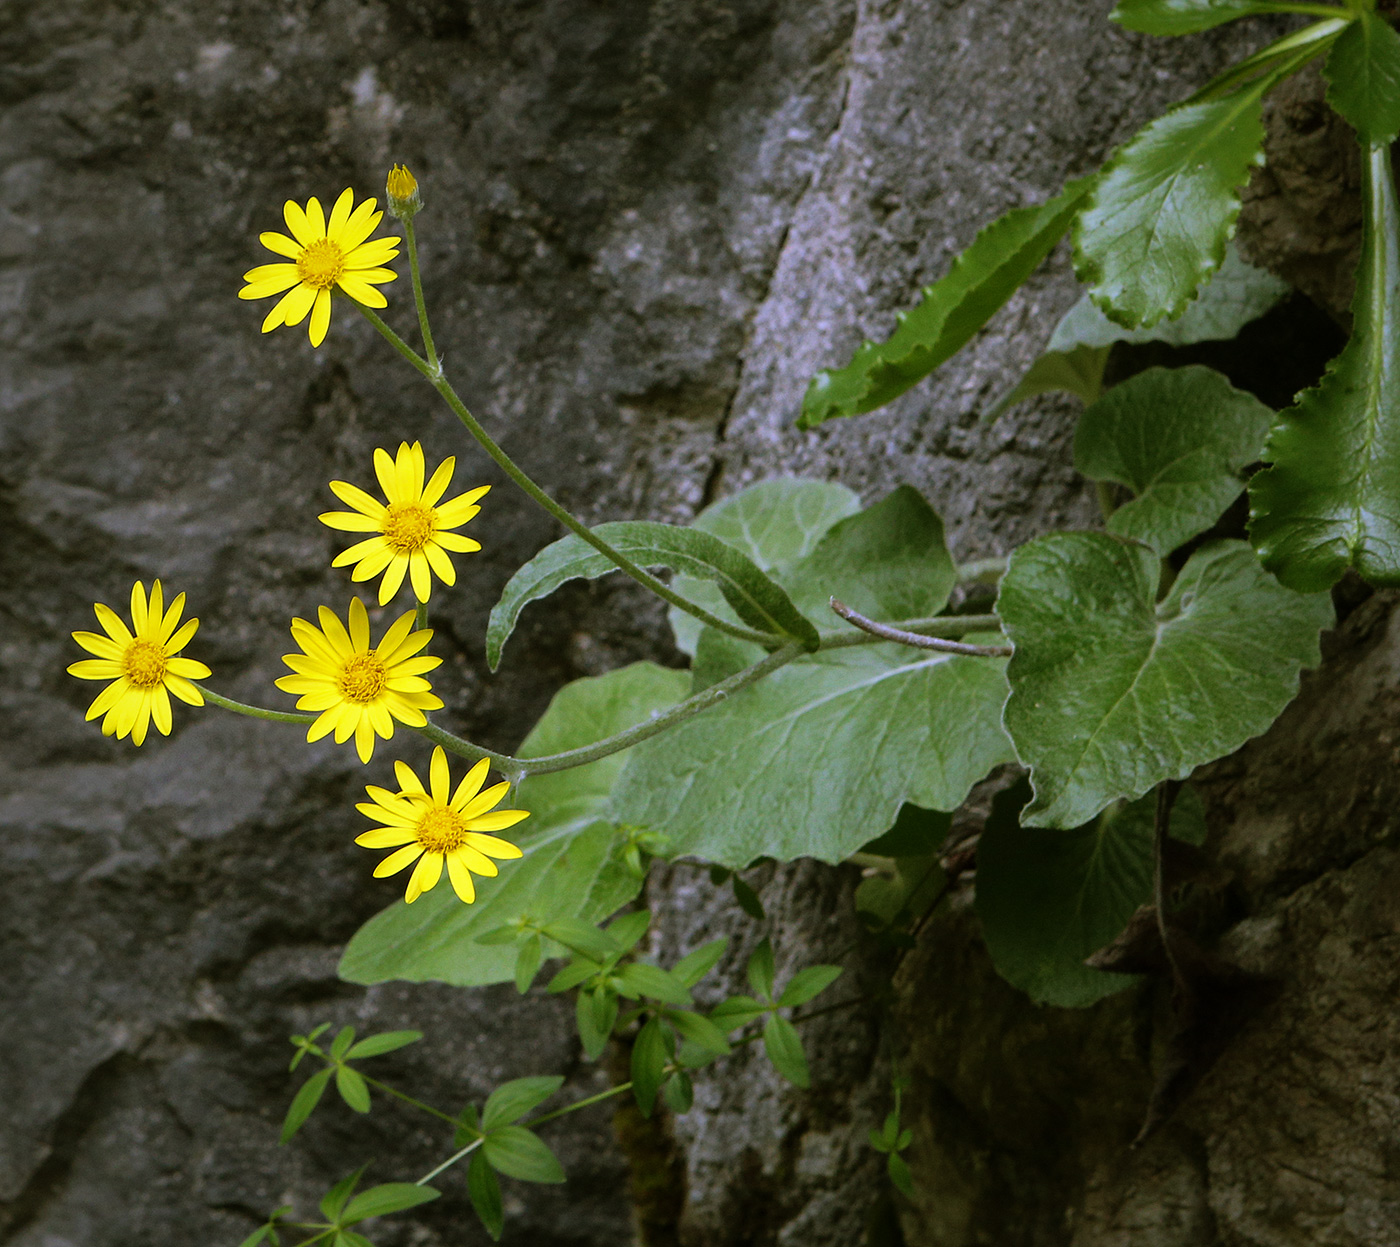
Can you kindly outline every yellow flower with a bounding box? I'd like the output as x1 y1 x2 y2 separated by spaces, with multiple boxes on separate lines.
356 746 527 903
67 580 211 745
275 598 443 763
238 188 400 348
319 441 489 604
385 163 421 218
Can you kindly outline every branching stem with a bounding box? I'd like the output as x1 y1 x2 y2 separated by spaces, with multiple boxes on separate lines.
828 599 1012 657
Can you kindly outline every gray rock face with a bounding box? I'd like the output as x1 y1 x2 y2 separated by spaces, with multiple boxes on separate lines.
0 1 1369 1246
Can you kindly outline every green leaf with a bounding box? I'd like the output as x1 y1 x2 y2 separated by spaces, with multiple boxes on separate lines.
887 1152 916 1199
546 958 601 993
669 479 861 654
631 1016 671 1116
710 995 769 1032
344 1030 422 1060
454 1102 481 1148
663 1072 695 1113
1074 77 1272 328
731 875 766 920
800 176 1096 426
747 938 776 1001
976 780 1208 1007
762 1014 811 1088
1111 0 1285 36
541 919 617 961
576 988 618 1059
778 965 844 1009
320 1166 366 1221
341 1184 440 1225
280 1068 333 1144
337 1233 374 1247
619 962 693 1007
467 1152 504 1241
483 1126 567 1184
672 938 728 989
335 1064 371 1114
610 642 1015 867
1000 535 1332 827
514 934 543 994
1250 144 1400 589
859 803 951 857
668 1009 732 1057
487 521 819 669
1325 11 1400 146
329 1026 356 1060
483 1076 566 1130
236 1227 272 1247
988 344 1113 418
605 909 653 954
1074 365 1275 556
340 663 687 988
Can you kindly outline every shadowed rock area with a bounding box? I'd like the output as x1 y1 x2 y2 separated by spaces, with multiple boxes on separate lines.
1 1 1380 1245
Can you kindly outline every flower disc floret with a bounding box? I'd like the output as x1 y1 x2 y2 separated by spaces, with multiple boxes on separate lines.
319 441 490 604
238 188 400 348
67 580 211 745
356 747 528 903
275 597 443 763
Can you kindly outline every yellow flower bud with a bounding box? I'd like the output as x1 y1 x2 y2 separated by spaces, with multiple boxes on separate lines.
386 163 421 219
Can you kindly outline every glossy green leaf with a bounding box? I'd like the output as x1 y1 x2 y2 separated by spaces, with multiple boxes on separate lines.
1111 0 1286 35
335 1065 371 1114
1075 365 1275 555
777 965 844 1009
339 664 686 987
321 1167 366 1222
342 1184 440 1225
344 1030 422 1060
801 176 1096 426
747 938 776 1000
484 1126 567 1184
280 1068 333 1144
482 1076 565 1131
619 962 693 1006
1250 145 1400 589
487 521 818 669
467 1152 504 1241
672 938 728 989
763 1014 811 1088
1325 11 1400 146
976 780 1207 1007
1000 535 1332 827
669 480 860 655
631 1016 671 1116
610 642 1015 867
1074 78 1272 328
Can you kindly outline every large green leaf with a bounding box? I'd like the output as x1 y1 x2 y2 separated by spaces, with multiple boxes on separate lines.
1325 11 1400 147
1074 365 1275 555
1000 535 1331 828
975 780 1207 1008
486 521 819 670
669 480 860 655
1250 144 1400 590
339 663 688 986
610 642 1015 867
800 176 1096 427
1111 0 1290 35
1074 78 1272 328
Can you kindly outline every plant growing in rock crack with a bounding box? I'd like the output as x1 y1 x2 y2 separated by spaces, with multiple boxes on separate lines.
66 1 1400 1233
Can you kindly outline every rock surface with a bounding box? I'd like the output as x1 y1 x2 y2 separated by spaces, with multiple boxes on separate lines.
0 1 1374 1246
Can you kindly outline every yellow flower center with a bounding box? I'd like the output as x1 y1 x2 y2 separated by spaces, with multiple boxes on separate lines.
296 238 346 290
338 651 387 703
122 639 168 689
382 503 436 553
415 805 467 853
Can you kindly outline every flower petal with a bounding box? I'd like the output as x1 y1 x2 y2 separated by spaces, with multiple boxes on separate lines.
130 581 148 635
321 510 385 533
94 602 133 645
337 275 388 308
275 282 317 328
375 611 418 662
347 597 371 651
308 288 332 347
68 659 123 680
408 549 432 601
151 686 173 736
356 826 417 848
131 697 152 746
166 675 204 707
284 200 317 246
395 761 427 795
85 679 128 720
421 457 456 507
318 605 356 657
464 829 527 856
424 541 457 587
465 812 530 836
434 532 482 554
461 781 512 821
398 441 426 501
327 188 354 240
260 231 303 259
164 656 210 679
165 617 199 655
329 479 388 516
374 843 425 878
429 746 450 804
450 758 492 809
455 844 499 877
446 852 477 903
405 850 443 902
339 202 385 252
158 592 187 643
304 196 327 239
72 630 124 659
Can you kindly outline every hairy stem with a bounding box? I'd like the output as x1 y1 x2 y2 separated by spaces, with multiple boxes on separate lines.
828 600 1012 657
403 217 439 373
195 685 315 724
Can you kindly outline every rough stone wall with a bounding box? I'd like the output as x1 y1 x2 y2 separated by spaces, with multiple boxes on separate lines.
0 2 1364 1246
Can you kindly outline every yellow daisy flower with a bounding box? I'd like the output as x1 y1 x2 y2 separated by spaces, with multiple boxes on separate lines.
356 747 527 903
67 580 211 745
319 441 490 604
238 188 400 348
275 598 443 763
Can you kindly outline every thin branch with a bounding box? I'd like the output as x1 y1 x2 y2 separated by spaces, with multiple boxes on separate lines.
828 599 1012 657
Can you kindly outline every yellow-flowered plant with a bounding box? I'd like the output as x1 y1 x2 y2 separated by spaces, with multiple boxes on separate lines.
68 580 211 745
275 598 443 763
356 746 527 903
239 188 400 347
320 440 489 604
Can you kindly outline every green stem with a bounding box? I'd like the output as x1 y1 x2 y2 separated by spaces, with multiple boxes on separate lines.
196 685 314 724
403 218 439 373
414 719 522 781
524 1080 633 1127
416 1136 482 1186
828 600 1012 658
414 598 429 631
360 1073 462 1127
817 613 1001 651
356 307 775 650
955 557 1006 584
